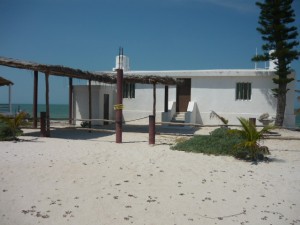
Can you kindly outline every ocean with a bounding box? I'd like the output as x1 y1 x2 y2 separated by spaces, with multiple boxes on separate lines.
11 104 69 119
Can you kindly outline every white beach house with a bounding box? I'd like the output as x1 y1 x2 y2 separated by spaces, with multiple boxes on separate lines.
73 55 296 127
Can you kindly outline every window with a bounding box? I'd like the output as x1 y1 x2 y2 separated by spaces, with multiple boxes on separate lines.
236 82 251 100
123 83 135 98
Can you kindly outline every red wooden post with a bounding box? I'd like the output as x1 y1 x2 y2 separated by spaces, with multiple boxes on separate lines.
149 83 156 145
149 115 155 144
69 78 73 125
40 112 47 137
116 69 123 143
88 79 92 133
45 72 50 137
33 71 38 128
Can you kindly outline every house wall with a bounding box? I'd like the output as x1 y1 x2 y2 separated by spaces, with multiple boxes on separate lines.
73 71 296 127
122 84 176 123
186 75 294 126
73 84 115 125
190 76 278 125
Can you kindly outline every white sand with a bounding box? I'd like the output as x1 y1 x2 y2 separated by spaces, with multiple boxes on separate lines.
0 127 300 225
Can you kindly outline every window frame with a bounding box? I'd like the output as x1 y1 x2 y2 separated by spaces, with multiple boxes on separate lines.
235 82 252 101
123 82 135 99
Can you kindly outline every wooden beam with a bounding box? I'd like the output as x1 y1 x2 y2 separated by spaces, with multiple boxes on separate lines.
33 71 38 128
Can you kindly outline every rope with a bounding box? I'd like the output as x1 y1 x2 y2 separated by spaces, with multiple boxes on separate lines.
124 116 149 123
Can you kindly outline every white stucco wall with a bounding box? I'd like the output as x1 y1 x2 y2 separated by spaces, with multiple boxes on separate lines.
73 69 296 127
73 84 115 125
190 76 278 125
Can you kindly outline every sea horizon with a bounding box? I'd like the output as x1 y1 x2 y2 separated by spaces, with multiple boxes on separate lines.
11 103 69 119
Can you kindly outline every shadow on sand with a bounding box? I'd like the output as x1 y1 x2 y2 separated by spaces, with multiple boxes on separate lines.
22 124 200 141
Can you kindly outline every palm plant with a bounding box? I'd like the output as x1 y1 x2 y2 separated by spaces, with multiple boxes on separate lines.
0 112 28 141
210 110 228 125
230 117 273 161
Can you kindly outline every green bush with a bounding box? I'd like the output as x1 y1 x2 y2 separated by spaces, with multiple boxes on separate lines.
171 127 267 161
0 112 26 141
172 127 244 156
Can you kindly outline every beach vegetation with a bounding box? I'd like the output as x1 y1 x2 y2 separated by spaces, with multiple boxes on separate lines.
80 121 89 128
210 110 228 126
229 117 273 161
0 112 28 141
172 118 273 162
172 127 245 157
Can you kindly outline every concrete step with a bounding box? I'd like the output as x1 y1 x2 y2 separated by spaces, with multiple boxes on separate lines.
171 113 186 124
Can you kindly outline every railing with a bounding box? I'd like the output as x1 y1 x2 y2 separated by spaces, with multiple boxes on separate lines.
161 101 176 122
185 101 197 124
0 104 11 115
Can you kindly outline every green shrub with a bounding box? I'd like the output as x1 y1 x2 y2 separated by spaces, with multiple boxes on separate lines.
0 112 26 141
172 127 244 156
171 127 268 161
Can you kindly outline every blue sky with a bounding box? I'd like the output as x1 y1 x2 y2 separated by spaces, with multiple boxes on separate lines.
0 0 299 106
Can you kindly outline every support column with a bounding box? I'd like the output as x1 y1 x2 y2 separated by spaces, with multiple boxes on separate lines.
8 84 12 115
33 71 38 128
153 83 156 116
149 83 156 145
88 79 92 133
164 85 168 112
45 72 50 137
149 115 155 145
115 69 123 143
69 78 73 125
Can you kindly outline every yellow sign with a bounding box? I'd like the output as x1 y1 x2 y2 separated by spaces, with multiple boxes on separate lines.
114 104 124 110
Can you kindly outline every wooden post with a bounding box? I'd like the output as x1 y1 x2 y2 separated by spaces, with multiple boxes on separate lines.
69 78 73 125
40 112 47 137
164 85 168 112
153 83 156 116
8 84 12 115
149 83 156 145
249 118 256 127
116 69 123 143
149 115 155 145
45 72 50 137
88 79 92 133
33 71 38 128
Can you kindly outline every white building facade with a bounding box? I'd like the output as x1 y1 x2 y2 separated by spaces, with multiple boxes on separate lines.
73 56 296 127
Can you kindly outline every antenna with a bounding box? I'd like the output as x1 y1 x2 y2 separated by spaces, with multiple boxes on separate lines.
118 47 124 70
118 47 121 69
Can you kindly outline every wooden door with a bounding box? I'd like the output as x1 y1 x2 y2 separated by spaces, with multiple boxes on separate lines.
176 78 191 112
103 94 109 125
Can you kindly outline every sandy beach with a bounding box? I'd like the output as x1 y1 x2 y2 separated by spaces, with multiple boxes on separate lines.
0 126 300 225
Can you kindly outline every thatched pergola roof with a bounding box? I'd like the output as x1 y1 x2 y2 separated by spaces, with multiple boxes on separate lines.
0 76 13 87
0 56 177 85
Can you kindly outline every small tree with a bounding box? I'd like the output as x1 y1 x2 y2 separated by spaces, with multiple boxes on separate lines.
252 0 300 126
0 112 28 141
230 117 273 161
210 110 228 126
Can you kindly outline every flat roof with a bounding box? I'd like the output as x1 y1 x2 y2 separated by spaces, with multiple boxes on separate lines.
123 69 280 77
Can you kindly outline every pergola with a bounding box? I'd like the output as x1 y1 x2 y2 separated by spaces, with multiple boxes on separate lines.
0 56 177 140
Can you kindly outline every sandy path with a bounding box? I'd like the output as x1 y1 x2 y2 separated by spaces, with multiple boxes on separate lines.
0 128 299 225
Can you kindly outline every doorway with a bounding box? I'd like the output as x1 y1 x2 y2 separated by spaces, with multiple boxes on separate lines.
176 78 191 112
